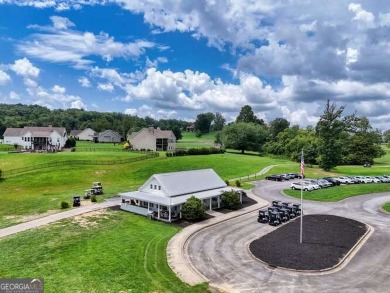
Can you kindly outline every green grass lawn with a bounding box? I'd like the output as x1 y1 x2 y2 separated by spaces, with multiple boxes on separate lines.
0 153 290 228
0 209 208 293
177 132 216 148
75 140 124 149
284 183 390 201
382 202 390 212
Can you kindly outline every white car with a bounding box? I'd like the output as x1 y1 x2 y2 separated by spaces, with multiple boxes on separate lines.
354 176 371 183
336 176 353 184
303 180 321 190
290 182 315 191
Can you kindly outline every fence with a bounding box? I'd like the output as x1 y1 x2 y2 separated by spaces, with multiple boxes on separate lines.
2 152 159 178
74 147 153 153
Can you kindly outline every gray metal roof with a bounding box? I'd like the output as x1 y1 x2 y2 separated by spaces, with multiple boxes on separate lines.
141 169 227 197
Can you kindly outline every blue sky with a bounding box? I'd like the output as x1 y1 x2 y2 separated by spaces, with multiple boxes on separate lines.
0 0 389 130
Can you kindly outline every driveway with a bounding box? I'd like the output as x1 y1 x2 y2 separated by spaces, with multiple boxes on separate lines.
186 180 390 292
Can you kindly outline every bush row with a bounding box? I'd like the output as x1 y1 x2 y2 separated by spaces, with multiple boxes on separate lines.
166 147 225 157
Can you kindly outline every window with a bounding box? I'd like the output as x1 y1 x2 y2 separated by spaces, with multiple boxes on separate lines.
154 185 157 189
150 203 154 208
158 186 161 190
150 184 153 189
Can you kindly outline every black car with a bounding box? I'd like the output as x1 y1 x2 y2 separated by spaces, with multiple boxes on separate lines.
323 177 341 186
265 174 284 181
287 173 304 179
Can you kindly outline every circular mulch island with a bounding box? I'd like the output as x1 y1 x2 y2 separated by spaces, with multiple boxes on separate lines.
249 214 368 271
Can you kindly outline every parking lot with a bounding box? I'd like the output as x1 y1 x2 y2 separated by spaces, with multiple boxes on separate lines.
185 180 390 292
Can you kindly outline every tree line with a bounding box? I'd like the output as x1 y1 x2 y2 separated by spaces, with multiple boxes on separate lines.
0 103 189 140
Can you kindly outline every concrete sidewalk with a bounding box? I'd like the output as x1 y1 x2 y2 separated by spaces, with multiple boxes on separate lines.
166 190 268 286
0 199 121 239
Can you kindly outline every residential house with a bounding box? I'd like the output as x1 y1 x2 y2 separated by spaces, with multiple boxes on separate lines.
119 169 241 222
128 127 176 151
97 129 122 143
3 126 68 151
70 128 96 141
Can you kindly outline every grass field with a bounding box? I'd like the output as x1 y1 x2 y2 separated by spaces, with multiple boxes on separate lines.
382 202 390 212
176 132 216 148
0 209 208 293
75 140 124 149
0 152 290 228
284 183 390 201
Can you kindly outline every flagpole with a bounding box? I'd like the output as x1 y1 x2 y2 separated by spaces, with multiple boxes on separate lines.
300 149 304 244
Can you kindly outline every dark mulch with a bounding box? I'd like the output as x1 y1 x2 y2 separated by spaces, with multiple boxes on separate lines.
249 215 368 271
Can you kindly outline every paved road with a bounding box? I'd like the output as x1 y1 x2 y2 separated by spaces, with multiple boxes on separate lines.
186 180 390 292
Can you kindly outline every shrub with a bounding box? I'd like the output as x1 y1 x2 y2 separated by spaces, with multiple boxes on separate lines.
70 147 76 152
91 195 97 202
65 137 76 148
181 196 205 221
221 190 241 210
225 179 230 186
61 201 69 209
236 180 241 187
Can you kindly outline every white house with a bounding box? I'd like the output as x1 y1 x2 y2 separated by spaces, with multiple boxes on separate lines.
128 127 176 151
69 128 96 141
3 126 68 151
119 169 241 222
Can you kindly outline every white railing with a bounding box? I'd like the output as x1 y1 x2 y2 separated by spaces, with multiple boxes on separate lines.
120 203 150 216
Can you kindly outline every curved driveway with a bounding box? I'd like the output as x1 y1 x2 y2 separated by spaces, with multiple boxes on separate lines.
186 180 390 292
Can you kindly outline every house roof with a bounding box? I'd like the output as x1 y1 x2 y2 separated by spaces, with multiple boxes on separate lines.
120 186 235 206
99 129 121 137
140 169 227 197
130 127 176 140
3 126 67 137
70 130 82 136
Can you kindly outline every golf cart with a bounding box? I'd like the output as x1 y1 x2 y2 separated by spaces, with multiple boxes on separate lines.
269 211 281 226
91 182 103 195
258 209 270 223
293 204 302 216
83 189 93 199
272 200 283 208
73 196 81 207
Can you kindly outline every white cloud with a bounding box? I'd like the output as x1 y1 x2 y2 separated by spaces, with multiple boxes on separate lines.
78 76 91 87
10 58 40 78
124 108 137 115
18 17 157 68
52 85 66 94
50 16 75 30
125 105 177 119
348 3 375 28
9 91 20 100
70 100 87 109
0 70 11 85
97 83 114 92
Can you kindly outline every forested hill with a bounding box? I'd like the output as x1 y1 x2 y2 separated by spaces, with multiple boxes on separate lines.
0 103 190 138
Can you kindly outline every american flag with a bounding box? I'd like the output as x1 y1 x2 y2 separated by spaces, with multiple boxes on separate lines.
300 150 304 178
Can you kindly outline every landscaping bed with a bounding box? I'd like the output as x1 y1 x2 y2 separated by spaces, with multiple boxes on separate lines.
249 214 368 271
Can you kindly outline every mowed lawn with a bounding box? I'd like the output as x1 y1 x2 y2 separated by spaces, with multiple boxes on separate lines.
0 152 290 228
382 202 390 212
0 209 208 293
176 132 216 148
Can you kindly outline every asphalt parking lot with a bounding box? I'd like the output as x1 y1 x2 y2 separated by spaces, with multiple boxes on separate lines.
185 180 390 292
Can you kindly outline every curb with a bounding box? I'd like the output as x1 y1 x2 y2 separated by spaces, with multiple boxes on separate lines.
166 190 268 287
246 218 374 275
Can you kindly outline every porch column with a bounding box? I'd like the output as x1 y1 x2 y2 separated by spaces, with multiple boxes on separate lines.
147 202 150 212
157 204 160 219
217 196 221 208
209 198 212 211
168 206 171 222
179 204 182 219
240 192 242 204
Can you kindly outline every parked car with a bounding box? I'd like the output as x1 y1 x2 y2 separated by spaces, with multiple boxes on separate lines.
265 174 284 181
280 174 292 180
323 177 341 186
287 173 304 179
290 182 315 191
316 179 333 188
336 176 353 184
346 176 360 184
303 180 321 190
354 176 370 183
363 163 372 168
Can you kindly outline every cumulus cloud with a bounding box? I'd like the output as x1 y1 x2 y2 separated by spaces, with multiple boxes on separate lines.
52 85 65 94
97 83 114 92
10 58 40 78
0 70 11 85
348 3 375 28
125 105 177 119
78 76 91 87
70 99 87 109
9 91 20 100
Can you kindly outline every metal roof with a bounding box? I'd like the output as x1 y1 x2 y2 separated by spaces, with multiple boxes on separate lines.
140 169 227 197
3 126 66 137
